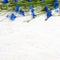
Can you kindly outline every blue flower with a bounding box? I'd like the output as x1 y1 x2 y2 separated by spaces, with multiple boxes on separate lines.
3 0 8 4
14 0 18 2
53 1 59 9
27 0 32 2
10 13 16 21
15 5 20 12
19 10 25 16
44 6 49 12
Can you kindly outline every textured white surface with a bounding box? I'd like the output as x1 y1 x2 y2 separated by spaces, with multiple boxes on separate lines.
0 12 60 60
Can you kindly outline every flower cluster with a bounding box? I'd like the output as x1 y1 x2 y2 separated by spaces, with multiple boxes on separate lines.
0 0 59 21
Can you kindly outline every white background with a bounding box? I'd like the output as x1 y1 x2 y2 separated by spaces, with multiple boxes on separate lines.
0 13 60 60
